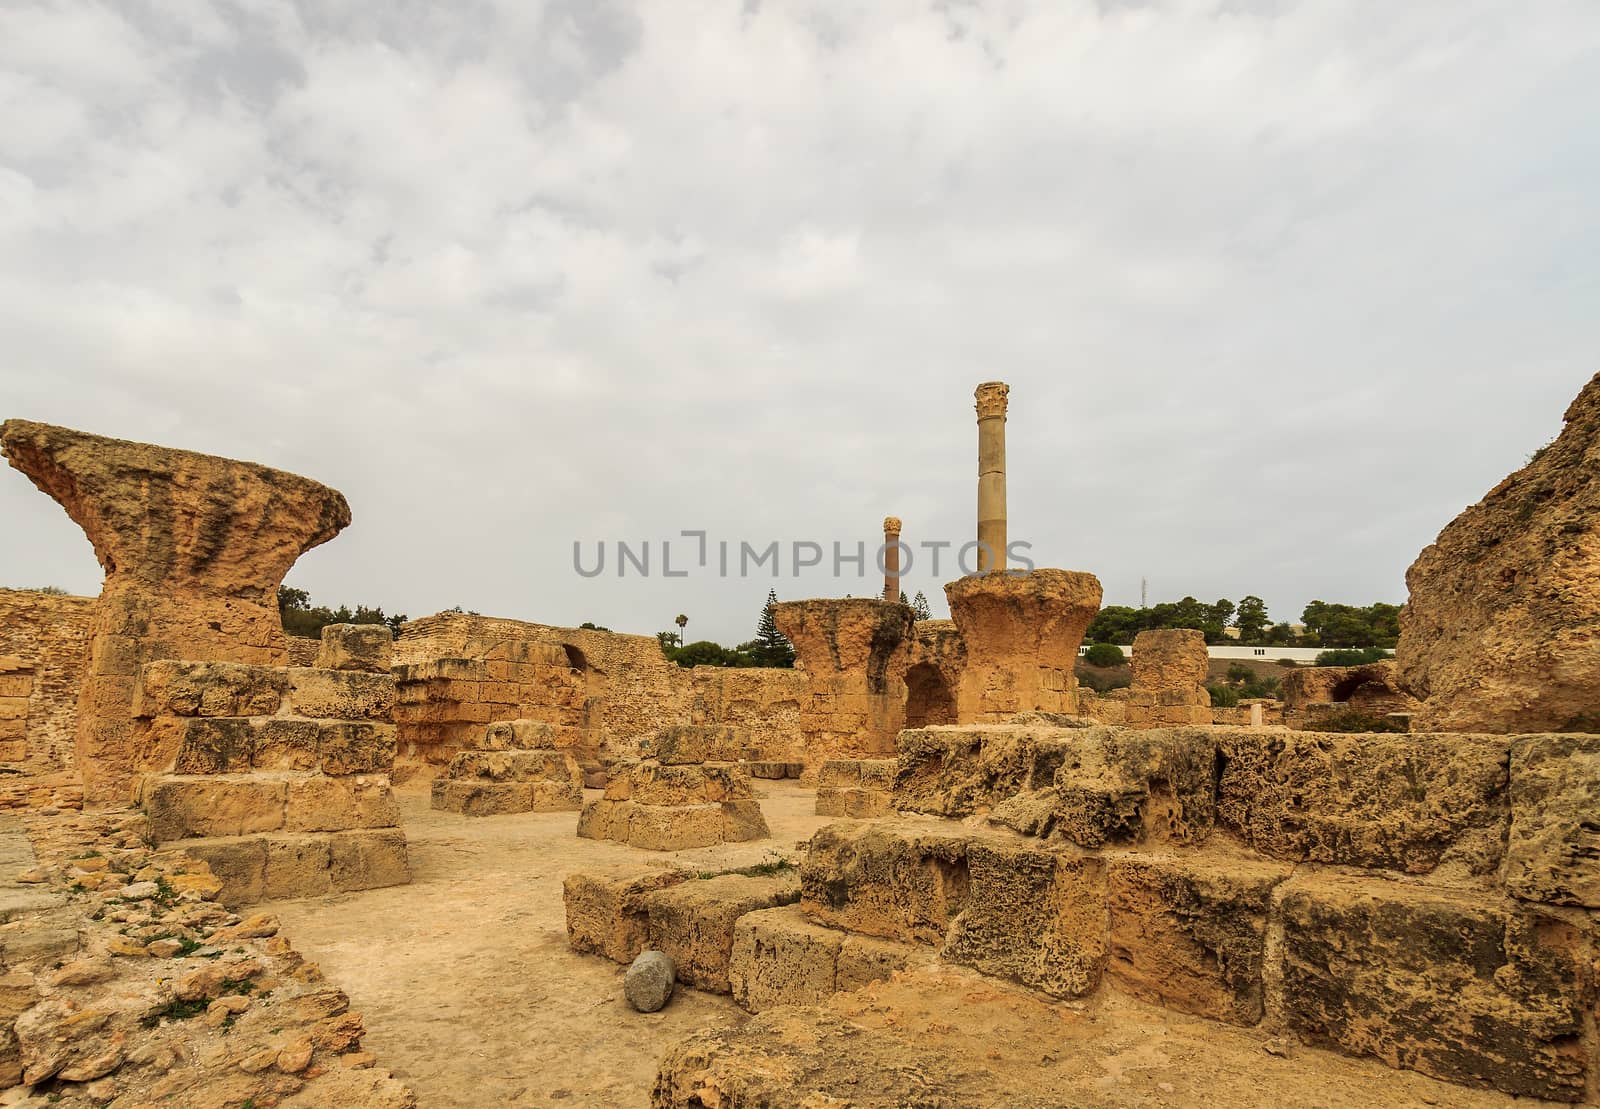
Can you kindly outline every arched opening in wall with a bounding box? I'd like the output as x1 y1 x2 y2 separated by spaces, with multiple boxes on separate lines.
1330 675 1373 703
904 662 956 728
562 644 588 673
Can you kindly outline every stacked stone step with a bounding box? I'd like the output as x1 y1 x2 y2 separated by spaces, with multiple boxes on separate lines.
565 864 800 994
694 721 1600 1103
747 761 804 780
577 725 769 851
129 625 410 907
814 758 895 817
431 719 584 816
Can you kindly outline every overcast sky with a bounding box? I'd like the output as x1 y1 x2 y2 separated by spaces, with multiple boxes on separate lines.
1 0 1596 644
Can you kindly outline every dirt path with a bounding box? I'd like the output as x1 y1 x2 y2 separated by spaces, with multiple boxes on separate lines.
265 784 826 1108
267 785 1521 1109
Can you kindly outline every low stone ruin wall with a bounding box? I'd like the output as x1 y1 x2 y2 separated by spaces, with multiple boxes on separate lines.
0 588 94 774
392 613 804 780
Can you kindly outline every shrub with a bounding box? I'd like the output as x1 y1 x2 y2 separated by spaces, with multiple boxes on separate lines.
1208 684 1241 708
1225 662 1255 683
1238 675 1282 701
1079 670 1131 694
1083 643 1126 669
1313 710 1407 733
1276 658 1299 668
1314 647 1391 667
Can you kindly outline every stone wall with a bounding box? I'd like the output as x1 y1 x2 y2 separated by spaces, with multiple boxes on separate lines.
0 589 94 773
392 613 804 780
871 723 1600 1100
1282 660 1419 728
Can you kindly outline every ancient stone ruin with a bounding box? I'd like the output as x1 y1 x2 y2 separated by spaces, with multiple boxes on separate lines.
4 374 1600 1107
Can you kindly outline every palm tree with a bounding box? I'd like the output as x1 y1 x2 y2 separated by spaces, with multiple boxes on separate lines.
675 613 688 647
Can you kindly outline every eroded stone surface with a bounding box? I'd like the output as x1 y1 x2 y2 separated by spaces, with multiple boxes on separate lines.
799 821 972 945
1280 872 1588 1101
1215 729 1509 875
1397 372 1600 732
1505 733 1600 906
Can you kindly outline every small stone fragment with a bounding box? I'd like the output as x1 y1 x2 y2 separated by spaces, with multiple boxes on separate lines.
277 1035 314 1074
624 950 676 1013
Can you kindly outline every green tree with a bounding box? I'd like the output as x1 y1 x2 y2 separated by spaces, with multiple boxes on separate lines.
910 591 933 621
1234 596 1269 642
1314 647 1392 667
277 585 406 639
749 589 795 668
674 613 688 647
1083 643 1127 668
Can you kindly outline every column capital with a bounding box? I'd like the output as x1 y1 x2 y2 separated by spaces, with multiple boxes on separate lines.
882 516 903 536
974 381 1009 421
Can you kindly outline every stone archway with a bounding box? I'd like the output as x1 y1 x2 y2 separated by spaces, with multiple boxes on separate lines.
904 662 956 728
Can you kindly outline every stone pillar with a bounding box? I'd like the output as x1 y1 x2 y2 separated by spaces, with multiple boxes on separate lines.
945 569 1102 722
975 382 1009 573
1 420 350 803
1249 702 1264 727
772 599 914 770
1125 629 1213 727
881 517 903 603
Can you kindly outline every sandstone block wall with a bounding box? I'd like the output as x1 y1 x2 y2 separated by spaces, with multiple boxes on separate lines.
0 589 93 773
835 722 1600 1100
129 657 409 905
393 613 804 780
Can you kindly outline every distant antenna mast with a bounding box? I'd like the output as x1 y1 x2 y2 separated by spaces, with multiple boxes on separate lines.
1141 577 1148 609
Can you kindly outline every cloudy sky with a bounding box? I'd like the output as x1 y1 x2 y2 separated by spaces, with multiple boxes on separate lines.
1 0 1596 644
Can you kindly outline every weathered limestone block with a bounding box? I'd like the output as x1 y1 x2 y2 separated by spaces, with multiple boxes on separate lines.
1 420 350 803
942 838 1106 999
578 798 769 851
134 660 289 719
286 669 395 720
446 748 583 785
1107 852 1289 1025
283 775 400 832
639 873 802 993
143 716 395 777
315 623 393 674
1505 734 1600 906
799 822 972 944
1280 872 1588 1101
772 599 915 765
729 904 926 1013
895 725 1216 849
173 829 409 906
1126 629 1212 725
1215 729 1509 875
814 787 892 818
143 776 288 840
482 719 584 751
564 866 688 963
1397 373 1600 732
431 779 583 815
944 569 1102 722
747 761 804 779
651 725 751 766
602 760 754 804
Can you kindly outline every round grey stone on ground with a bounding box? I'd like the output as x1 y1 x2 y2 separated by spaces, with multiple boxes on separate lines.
625 950 676 1013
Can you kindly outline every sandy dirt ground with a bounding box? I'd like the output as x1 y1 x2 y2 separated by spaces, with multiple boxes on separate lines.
266 784 1524 1109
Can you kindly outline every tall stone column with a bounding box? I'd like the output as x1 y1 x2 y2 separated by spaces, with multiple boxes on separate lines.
881 517 903 602
771 599 914 771
975 382 1009 572
1 420 350 802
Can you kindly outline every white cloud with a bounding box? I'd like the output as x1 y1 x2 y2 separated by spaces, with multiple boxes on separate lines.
1 0 1597 640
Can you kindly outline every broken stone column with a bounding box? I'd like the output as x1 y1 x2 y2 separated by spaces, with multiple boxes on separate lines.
771 599 915 767
975 382 1009 572
944 569 1102 722
0 421 350 804
1124 629 1213 726
881 517 902 603
577 726 769 850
